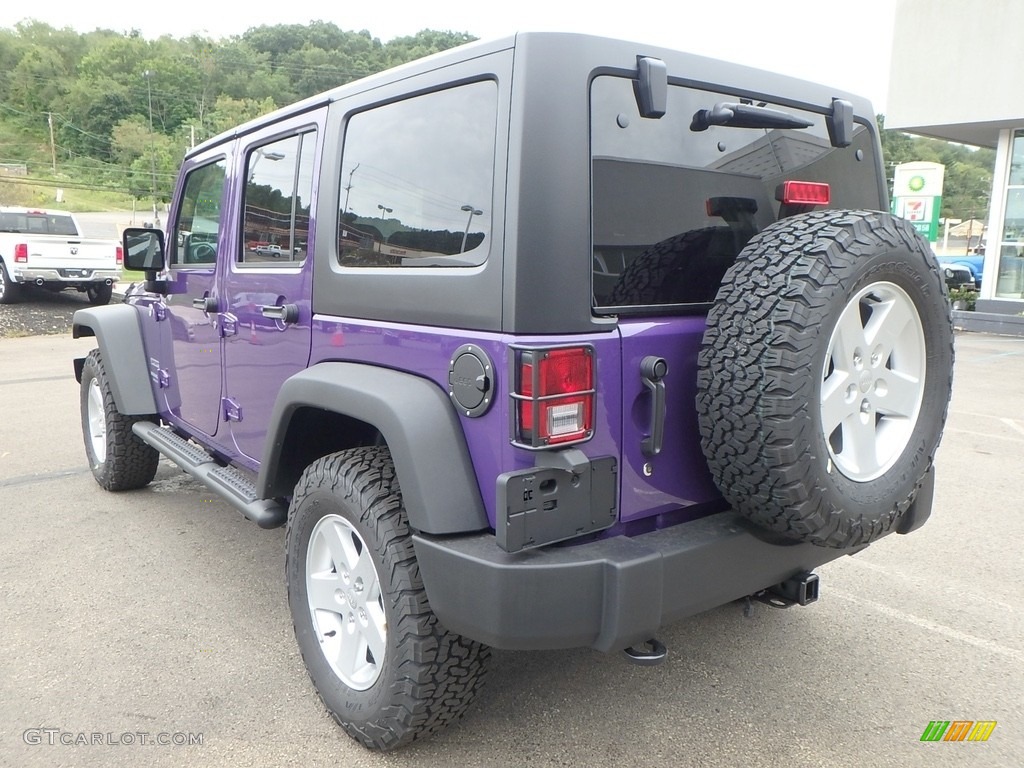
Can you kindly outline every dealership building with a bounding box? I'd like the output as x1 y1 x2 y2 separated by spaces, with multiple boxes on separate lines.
887 0 1024 313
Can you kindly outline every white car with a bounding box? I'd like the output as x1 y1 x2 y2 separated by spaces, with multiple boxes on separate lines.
254 243 283 257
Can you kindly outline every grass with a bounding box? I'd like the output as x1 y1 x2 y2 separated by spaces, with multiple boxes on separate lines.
0 178 135 212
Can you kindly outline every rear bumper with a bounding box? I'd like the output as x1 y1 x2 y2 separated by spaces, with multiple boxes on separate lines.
414 510 869 653
12 267 119 284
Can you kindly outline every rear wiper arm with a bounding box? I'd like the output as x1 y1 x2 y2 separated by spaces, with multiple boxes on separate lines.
690 102 813 132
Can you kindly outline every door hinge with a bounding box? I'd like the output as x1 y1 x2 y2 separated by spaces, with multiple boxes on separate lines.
221 397 243 422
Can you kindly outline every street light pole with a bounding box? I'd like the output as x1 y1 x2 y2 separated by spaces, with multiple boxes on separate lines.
460 204 482 253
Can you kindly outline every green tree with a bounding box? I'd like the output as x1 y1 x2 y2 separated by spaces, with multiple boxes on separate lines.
382 30 476 67
207 95 278 136
8 46 69 114
60 77 133 158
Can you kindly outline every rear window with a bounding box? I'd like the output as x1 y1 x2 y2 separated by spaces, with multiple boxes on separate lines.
0 212 78 236
591 76 881 310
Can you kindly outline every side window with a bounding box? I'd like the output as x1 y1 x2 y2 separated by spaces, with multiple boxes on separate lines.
338 80 497 268
240 131 316 266
171 159 227 266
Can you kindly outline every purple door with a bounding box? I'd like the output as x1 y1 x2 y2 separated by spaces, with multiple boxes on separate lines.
221 128 318 463
616 317 721 523
164 158 230 437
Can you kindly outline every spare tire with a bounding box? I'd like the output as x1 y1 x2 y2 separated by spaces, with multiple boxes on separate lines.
696 209 954 549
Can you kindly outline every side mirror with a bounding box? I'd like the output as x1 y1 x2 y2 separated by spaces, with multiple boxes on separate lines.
123 228 166 272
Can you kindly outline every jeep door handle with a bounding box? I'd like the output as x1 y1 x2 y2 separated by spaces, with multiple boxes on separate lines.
193 296 218 313
260 303 299 324
640 356 669 457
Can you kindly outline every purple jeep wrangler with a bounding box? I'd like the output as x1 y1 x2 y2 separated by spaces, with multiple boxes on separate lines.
72 33 954 750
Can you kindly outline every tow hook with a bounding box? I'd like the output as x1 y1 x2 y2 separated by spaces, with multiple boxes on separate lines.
621 637 667 666
754 570 820 610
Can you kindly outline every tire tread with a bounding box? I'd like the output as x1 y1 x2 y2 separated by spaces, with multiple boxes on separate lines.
696 210 954 548
286 446 489 750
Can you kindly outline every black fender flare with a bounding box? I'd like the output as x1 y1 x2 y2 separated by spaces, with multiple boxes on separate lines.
259 363 489 535
72 305 158 416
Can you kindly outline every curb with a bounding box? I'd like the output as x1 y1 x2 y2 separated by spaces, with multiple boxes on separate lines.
952 310 1024 338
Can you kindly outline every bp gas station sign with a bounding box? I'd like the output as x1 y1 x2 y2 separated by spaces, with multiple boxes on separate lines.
891 161 944 242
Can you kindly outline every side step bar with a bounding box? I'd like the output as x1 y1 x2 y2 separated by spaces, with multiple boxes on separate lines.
132 421 287 529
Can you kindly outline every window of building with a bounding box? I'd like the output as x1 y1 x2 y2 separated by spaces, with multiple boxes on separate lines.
240 132 316 266
337 80 498 268
996 129 1024 298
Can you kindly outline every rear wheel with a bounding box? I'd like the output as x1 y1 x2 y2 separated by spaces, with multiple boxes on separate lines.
0 263 22 304
287 446 489 750
697 210 954 548
86 283 113 305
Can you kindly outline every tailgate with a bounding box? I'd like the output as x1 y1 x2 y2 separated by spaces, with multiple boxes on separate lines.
616 316 722 523
25 237 119 269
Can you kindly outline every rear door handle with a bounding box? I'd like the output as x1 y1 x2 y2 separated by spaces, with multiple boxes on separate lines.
260 303 299 324
640 356 669 457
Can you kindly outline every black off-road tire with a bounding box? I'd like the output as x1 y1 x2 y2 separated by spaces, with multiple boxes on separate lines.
697 210 954 548
86 283 114 305
0 262 22 304
80 349 160 490
609 227 729 305
286 446 489 751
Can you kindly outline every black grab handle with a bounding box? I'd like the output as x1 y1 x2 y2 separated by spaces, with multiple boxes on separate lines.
640 356 668 457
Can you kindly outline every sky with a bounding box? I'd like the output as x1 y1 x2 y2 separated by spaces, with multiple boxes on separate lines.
0 0 898 111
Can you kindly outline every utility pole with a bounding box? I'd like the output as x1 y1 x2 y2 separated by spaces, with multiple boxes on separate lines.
47 112 57 174
144 70 160 228
342 163 359 216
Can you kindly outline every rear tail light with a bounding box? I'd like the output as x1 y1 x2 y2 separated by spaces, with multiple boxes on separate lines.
512 346 594 448
116 246 123 265
14 243 28 263
776 180 831 206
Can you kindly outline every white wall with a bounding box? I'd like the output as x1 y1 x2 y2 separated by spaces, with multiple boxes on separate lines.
888 0 1024 146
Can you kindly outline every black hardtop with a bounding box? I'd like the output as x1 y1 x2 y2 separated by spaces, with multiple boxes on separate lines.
182 32 883 336
187 32 876 161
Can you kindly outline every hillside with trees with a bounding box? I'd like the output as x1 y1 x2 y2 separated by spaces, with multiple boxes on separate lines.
0 20 474 208
0 21 998 222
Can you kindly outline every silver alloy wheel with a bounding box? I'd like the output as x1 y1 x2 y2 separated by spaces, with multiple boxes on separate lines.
306 513 387 690
86 378 107 464
820 281 926 482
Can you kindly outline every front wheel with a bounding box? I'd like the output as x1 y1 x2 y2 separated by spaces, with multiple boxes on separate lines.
286 447 489 750
80 349 160 490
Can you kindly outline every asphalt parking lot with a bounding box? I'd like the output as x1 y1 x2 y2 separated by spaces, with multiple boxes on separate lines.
0 330 1021 767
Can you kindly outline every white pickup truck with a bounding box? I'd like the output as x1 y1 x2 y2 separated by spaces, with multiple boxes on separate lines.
0 207 122 305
